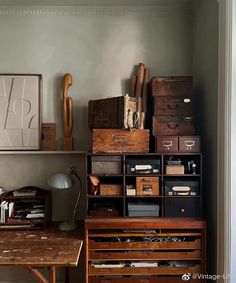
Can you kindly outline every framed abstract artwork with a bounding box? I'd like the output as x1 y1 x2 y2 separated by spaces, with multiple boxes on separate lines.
0 74 42 150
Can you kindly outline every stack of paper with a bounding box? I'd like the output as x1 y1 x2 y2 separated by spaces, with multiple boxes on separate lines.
13 189 37 197
130 262 158 267
0 201 8 223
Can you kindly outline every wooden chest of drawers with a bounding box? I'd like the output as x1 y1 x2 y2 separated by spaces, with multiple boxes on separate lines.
85 218 207 283
151 76 194 137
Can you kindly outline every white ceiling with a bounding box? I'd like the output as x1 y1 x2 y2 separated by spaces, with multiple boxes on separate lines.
0 0 191 6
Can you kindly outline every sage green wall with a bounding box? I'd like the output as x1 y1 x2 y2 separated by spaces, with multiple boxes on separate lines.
192 0 219 276
0 5 193 151
0 2 194 283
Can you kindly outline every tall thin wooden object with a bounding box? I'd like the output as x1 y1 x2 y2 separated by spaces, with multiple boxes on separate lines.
63 73 73 150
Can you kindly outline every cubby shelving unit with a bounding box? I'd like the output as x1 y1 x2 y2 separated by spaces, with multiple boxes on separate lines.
86 152 202 218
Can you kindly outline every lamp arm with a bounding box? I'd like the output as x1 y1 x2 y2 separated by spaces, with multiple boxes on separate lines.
72 171 82 224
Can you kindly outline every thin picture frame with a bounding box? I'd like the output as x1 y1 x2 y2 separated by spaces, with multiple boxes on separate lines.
0 74 42 150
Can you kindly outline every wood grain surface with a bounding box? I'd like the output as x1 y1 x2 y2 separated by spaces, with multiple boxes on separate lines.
0 227 82 266
92 129 149 153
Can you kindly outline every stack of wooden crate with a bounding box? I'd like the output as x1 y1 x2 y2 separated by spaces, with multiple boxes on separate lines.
88 95 150 154
88 62 154 154
151 76 200 153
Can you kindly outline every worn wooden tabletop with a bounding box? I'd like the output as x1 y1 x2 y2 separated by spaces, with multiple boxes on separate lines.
0 225 83 283
0 227 83 266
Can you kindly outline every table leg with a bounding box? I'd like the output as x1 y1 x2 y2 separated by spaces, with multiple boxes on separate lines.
64 267 70 283
49 266 56 283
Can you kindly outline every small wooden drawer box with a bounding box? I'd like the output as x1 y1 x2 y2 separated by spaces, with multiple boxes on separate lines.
151 76 193 97
136 177 159 195
165 165 184 175
155 136 201 153
156 136 178 152
179 136 201 152
100 184 122 196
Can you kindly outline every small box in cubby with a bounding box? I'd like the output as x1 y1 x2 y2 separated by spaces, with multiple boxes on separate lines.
127 201 160 217
165 165 185 175
164 179 200 196
91 155 122 175
100 184 122 196
126 158 161 175
136 177 159 196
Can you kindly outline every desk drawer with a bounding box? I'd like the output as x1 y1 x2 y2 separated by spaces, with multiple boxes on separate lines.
88 239 201 250
89 264 201 276
90 277 200 283
154 96 193 116
88 250 201 261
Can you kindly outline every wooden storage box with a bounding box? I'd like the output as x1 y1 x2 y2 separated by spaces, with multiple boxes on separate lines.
151 76 193 97
179 136 201 152
136 177 159 195
92 129 149 153
41 123 56 150
88 96 138 129
153 96 193 116
91 155 122 175
165 165 184 175
152 116 194 136
100 184 122 196
156 136 178 152
156 136 201 153
0 188 51 230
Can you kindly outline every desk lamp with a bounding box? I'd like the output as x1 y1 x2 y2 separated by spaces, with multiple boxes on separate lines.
48 166 82 231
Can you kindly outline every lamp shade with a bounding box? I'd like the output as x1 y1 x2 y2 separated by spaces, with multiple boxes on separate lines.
48 173 74 189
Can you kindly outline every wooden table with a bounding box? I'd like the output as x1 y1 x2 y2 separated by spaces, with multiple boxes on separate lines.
0 227 83 283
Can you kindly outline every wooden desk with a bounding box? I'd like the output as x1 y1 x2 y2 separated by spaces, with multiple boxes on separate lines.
0 227 83 283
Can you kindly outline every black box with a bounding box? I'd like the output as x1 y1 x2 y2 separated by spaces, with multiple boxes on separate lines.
126 159 161 174
164 180 199 196
164 198 201 217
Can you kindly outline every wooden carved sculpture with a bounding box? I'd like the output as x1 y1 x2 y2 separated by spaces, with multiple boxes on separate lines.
63 73 73 150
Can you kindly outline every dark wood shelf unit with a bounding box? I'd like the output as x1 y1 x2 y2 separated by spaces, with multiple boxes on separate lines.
0 189 51 230
86 152 202 218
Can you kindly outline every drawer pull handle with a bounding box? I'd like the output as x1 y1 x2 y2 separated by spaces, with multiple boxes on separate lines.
184 140 195 149
162 141 173 147
167 122 178 129
167 104 179 110
181 208 185 213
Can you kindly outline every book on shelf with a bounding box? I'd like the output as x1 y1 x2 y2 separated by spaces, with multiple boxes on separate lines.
26 213 45 219
8 202 14 218
130 262 158 267
0 201 8 223
0 187 5 195
13 189 37 197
